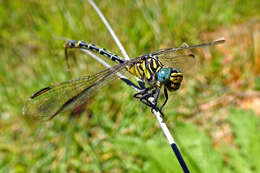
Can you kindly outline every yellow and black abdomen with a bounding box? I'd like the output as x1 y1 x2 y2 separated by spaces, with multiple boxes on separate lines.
126 56 162 82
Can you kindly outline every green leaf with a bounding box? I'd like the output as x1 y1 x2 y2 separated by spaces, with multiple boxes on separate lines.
175 122 228 173
227 109 260 173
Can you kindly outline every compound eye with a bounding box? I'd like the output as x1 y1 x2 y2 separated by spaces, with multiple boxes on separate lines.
171 68 181 73
158 68 171 83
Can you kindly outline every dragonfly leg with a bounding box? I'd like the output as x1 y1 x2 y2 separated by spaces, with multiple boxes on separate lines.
139 97 154 107
159 87 168 111
134 87 160 107
137 80 146 89
134 87 165 118
134 87 156 107
125 79 165 118
133 87 152 99
139 87 161 109
151 106 165 118
153 87 161 106
141 98 165 118
151 87 165 118
137 89 156 101
121 78 142 90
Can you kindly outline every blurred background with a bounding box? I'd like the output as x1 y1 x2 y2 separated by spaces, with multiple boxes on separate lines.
0 0 259 172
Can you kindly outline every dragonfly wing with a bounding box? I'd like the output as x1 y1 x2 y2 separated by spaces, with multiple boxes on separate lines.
150 39 225 72
151 38 225 56
23 61 131 120
157 51 197 73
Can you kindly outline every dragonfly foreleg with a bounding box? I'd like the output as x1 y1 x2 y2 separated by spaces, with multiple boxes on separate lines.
138 87 160 108
133 87 155 107
125 79 165 117
133 87 152 99
139 89 156 104
137 80 146 90
140 98 165 118
159 87 168 111
149 87 165 118
133 87 163 115
120 78 142 90
134 86 165 118
154 87 161 106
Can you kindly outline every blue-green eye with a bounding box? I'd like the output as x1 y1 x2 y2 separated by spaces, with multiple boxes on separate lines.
171 68 181 73
158 68 171 83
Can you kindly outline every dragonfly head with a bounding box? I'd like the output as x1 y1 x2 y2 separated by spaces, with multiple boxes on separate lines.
158 68 183 91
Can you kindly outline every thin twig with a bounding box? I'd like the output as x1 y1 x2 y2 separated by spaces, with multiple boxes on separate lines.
87 0 130 60
87 0 141 83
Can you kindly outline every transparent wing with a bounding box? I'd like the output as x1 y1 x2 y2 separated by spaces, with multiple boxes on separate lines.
157 52 196 73
23 60 133 120
151 38 225 56
151 38 225 73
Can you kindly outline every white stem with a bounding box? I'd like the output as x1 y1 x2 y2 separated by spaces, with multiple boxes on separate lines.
87 0 130 60
153 109 175 144
87 0 141 82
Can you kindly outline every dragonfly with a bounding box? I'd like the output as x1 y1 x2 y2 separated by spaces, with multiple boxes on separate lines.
23 38 225 120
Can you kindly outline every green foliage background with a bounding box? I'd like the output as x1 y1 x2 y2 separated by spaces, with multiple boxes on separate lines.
0 0 259 172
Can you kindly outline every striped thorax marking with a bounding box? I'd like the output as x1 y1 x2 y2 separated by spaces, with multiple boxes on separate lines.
126 56 163 82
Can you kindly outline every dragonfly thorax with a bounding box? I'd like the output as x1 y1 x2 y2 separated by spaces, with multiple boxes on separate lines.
158 68 183 91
